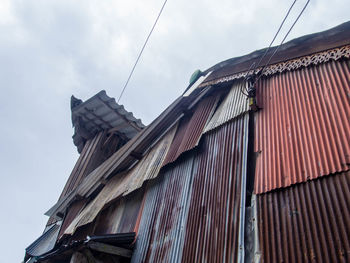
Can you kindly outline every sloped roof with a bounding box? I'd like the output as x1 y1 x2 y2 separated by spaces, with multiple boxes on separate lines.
45 21 350 227
25 223 60 261
71 90 145 152
201 21 350 86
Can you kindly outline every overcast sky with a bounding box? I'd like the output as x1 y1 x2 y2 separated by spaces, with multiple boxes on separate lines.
0 0 348 261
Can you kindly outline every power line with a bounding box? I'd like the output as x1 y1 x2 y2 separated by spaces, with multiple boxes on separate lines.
252 0 297 73
253 0 311 86
117 0 168 103
240 0 298 96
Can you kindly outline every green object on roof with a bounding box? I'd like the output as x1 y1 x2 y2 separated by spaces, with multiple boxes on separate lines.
189 69 202 86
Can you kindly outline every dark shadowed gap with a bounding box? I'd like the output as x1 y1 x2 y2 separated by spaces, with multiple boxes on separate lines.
246 110 258 207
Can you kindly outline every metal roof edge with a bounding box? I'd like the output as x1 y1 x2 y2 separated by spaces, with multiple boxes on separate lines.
45 87 208 219
202 21 350 85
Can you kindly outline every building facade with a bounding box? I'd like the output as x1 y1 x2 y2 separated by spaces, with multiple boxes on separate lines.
25 22 350 263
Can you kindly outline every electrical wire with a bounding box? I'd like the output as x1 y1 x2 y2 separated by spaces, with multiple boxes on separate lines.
240 62 256 96
240 0 298 96
251 0 297 74
253 0 311 86
117 0 168 103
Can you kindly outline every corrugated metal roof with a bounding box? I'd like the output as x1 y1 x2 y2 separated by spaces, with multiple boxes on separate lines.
45 93 193 219
203 81 249 133
72 90 144 133
202 22 350 86
26 223 60 258
254 59 350 194
35 233 136 262
162 95 219 166
58 199 87 240
181 115 248 263
94 189 144 235
72 90 144 152
63 125 177 235
47 131 125 225
257 170 350 263
132 156 196 263
132 114 249 262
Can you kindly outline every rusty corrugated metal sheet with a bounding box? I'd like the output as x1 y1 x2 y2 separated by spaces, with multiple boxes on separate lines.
182 115 248 263
94 189 144 235
60 132 104 198
204 81 249 133
71 90 144 152
132 156 196 263
255 59 350 194
257 170 350 263
63 125 177 235
58 199 87 240
202 22 350 85
47 131 125 226
132 114 249 262
162 95 218 166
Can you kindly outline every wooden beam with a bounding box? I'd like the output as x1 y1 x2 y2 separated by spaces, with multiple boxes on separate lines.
87 242 132 258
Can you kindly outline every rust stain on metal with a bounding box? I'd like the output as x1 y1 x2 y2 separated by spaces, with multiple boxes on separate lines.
58 199 87 240
132 115 249 262
255 60 350 194
257 170 350 262
63 125 177 235
93 189 144 235
162 95 219 166
181 115 248 263
204 82 249 133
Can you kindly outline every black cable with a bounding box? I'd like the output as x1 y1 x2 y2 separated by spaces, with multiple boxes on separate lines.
240 62 256 96
254 0 311 86
240 0 298 96
117 0 168 103
251 0 297 74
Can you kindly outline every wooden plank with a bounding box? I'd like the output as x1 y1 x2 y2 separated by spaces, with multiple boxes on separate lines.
87 242 132 258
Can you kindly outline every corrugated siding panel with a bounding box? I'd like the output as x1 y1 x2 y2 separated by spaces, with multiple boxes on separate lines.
94 189 144 235
255 60 350 194
182 115 248 263
257 170 350 263
26 224 60 257
63 132 105 196
63 125 177 235
162 95 218 166
58 199 87 240
122 124 177 196
204 82 249 133
131 157 195 263
132 115 249 262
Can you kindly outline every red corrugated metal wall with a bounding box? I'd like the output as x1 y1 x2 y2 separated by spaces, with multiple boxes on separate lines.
255 60 350 194
162 95 218 166
181 115 248 263
257 170 350 263
132 114 249 262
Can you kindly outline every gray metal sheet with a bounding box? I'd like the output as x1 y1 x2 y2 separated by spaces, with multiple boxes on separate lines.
204 81 249 133
26 223 60 257
132 114 249 262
